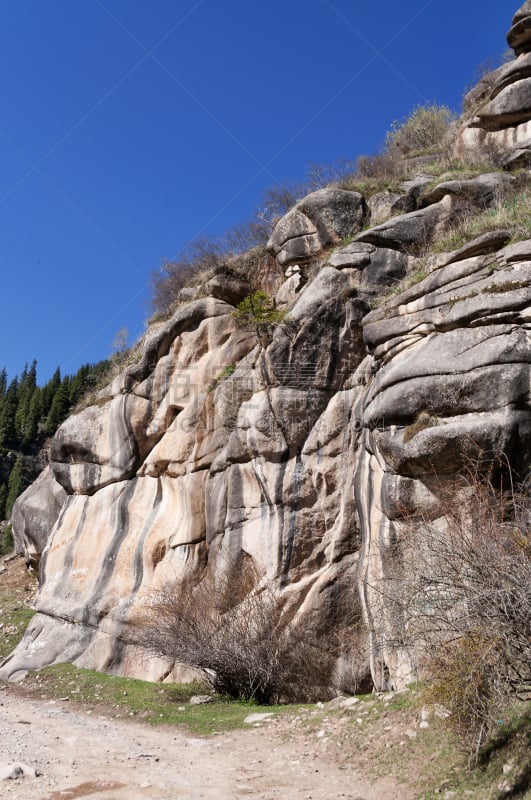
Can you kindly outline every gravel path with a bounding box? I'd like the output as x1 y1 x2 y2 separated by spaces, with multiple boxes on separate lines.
0 688 411 799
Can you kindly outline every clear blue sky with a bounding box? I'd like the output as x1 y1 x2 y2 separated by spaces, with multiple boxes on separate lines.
0 0 511 383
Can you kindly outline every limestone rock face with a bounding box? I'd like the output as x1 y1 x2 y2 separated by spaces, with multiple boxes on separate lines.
3 220 529 691
2 6 530 694
267 188 367 266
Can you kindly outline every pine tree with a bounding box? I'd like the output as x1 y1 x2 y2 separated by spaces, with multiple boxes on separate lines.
46 379 70 436
41 367 61 418
0 368 7 401
0 378 19 449
21 389 42 451
16 359 37 443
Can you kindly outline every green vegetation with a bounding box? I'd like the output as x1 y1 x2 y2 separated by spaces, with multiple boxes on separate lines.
17 664 300 734
0 604 34 659
434 187 531 253
0 359 111 519
0 523 14 556
0 559 36 659
232 291 286 340
208 364 236 392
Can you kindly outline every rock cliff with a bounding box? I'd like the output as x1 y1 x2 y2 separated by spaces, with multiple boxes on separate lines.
456 1 531 166
2 6 530 692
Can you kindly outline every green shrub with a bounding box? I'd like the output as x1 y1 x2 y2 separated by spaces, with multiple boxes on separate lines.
232 291 286 348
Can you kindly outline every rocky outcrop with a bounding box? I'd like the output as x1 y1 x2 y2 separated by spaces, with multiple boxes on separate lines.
10 466 66 571
508 1 531 55
456 3 531 161
3 211 529 689
2 5 530 693
367 192 415 226
267 188 367 266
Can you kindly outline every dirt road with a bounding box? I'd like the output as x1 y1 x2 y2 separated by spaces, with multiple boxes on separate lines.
0 688 411 800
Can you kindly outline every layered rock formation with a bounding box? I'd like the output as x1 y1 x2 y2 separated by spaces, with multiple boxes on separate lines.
456 1 531 164
2 5 530 692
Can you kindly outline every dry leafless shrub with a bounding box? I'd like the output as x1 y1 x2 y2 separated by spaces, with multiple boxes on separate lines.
304 159 359 191
255 181 303 230
355 150 405 182
149 257 205 315
386 103 457 157
132 563 337 704
335 624 372 695
381 460 530 756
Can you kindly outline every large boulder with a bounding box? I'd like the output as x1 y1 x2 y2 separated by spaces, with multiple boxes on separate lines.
356 196 457 253
10 466 67 570
477 78 531 130
203 273 251 306
267 188 367 266
367 191 415 225
508 1 531 54
418 173 514 207
326 242 410 299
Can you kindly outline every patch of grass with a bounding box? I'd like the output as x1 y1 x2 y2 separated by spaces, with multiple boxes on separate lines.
18 663 307 735
434 189 531 253
0 557 37 659
421 704 531 800
422 162 502 189
481 279 527 295
0 605 34 660
0 524 14 557
339 175 402 198
338 232 357 247
403 411 440 443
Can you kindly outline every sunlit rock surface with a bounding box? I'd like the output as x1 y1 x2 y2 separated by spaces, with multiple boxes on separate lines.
2 5 531 691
